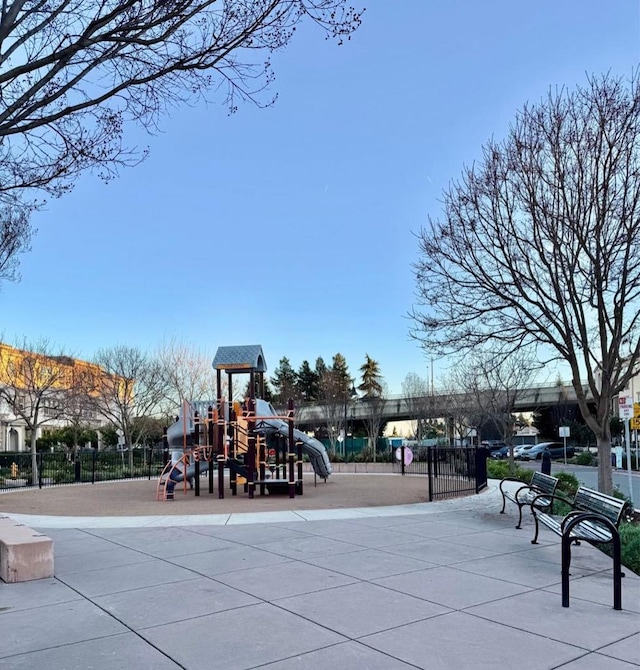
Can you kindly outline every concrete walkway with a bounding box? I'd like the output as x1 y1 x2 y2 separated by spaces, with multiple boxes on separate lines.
1 480 639 669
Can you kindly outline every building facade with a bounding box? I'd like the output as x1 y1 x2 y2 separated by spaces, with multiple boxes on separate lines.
0 343 111 452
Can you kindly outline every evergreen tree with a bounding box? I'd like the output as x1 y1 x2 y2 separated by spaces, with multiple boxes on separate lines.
331 353 352 395
296 360 320 401
242 377 274 401
358 354 383 398
271 357 298 405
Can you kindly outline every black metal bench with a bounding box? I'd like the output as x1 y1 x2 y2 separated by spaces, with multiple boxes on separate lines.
499 471 559 529
531 486 632 610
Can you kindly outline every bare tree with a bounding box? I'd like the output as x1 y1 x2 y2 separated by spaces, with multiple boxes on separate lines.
411 73 640 494
437 376 479 447
155 338 218 413
401 372 434 441
0 1 363 206
361 382 387 462
0 338 74 485
63 360 105 456
317 368 347 456
452 351 535 472
90 345 165 470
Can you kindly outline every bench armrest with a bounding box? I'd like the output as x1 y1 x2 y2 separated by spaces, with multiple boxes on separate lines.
531 491 574 512
499 478 537 503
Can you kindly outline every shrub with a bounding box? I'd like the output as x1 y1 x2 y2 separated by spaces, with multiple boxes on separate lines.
575 451 594 466
487 460 532 483
619 522 640 575
555 472 579 497
599 521 640 576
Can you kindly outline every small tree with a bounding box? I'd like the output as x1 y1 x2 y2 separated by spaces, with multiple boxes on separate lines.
438 376 482 447
317 368 346 455
401 372 435 441
156 338 218 412
358 354 383 398
63 361 105 456
361 382 387 462
0 339 75 485
90 346 165 471
452 351 535 472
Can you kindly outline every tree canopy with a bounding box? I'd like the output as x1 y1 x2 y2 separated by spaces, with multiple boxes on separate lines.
0 1 362 205
0 1 362 288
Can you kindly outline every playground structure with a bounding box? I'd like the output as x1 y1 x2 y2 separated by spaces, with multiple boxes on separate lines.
156 345 332 502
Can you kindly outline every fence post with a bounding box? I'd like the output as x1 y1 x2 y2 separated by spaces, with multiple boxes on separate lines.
92 449 97 484
475 447 488 493
38 452 43 489
401 445 405 476
74 454 81 482
427 447 433 502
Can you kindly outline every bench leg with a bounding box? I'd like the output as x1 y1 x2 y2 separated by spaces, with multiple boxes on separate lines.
500 493 507 514
561 533 572 607
531 516 540 544
516 505 524 530
612 533 622 611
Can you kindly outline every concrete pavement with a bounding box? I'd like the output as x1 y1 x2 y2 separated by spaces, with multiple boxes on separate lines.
0 480 638 669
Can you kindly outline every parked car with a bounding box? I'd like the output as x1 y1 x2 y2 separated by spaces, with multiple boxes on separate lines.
481 440 507 451
491 445 511 459
518 441 575 461
514 444 536 460
513 444 535 458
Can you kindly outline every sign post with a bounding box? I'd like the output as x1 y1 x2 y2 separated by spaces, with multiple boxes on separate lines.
634 404 640 470
558 426 570 464
618 397 634 498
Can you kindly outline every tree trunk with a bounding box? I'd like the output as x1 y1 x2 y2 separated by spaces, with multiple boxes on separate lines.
30 432 38 487
597 436 613 495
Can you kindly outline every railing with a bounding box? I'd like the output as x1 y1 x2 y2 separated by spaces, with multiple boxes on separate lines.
393 446 487 501
0 449 166 491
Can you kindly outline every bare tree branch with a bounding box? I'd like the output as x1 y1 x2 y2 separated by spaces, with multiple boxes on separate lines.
0 1 363 203
0 202 32 284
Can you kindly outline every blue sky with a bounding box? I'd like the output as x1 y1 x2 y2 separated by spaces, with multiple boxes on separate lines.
3 1 639 394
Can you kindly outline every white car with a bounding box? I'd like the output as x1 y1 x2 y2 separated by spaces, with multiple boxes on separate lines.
513 444 534 459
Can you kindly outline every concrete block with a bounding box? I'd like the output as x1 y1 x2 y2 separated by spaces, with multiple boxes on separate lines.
0 523 54 583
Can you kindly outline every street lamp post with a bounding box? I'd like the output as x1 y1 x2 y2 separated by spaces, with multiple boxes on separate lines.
343 380 357 459
343 397 348 459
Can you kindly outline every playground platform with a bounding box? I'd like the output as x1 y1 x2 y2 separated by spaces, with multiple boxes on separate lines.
0 479 638 669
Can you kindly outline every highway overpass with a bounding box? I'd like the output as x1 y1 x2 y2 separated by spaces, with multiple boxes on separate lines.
294 383 593 427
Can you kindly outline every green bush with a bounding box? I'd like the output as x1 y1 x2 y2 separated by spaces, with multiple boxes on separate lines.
487 460 532 483
619 522 640 575
598 522 640 576
555 472 580 497
575 451 594 466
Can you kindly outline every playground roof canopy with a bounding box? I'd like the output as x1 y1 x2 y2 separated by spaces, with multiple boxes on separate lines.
212 345 267 373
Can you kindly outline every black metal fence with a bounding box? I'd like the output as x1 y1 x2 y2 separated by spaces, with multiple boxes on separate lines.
394 446 488 501
0 450 166 491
